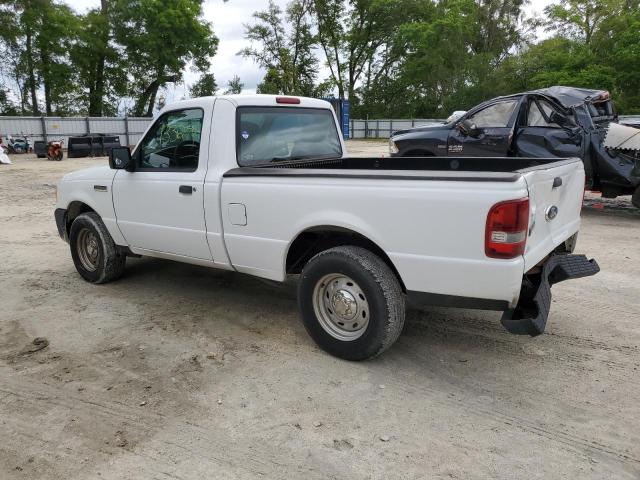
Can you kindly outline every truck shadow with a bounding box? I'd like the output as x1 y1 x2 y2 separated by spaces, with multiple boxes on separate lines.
107 256 623 398
119 256 529 361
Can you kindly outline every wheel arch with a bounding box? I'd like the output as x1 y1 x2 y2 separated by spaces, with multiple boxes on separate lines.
403 148 435 157
285 225 406 292
65 201 97 237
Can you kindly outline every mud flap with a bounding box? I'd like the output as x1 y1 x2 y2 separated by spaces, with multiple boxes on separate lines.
501 254 600 336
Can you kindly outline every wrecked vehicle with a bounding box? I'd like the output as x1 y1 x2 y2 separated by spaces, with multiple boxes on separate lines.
389 86 640 207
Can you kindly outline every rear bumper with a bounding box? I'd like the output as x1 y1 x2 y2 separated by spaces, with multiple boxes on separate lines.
54 208 68 242
501 254 599 336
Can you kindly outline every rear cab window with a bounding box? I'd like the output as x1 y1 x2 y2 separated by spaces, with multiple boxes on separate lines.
236 107 342 166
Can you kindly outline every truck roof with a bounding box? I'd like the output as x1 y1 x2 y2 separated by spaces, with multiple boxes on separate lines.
159 94 333 113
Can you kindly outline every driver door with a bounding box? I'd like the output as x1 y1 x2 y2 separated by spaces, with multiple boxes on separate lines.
112 107 213 261
448 99 521 156
513 97 583 158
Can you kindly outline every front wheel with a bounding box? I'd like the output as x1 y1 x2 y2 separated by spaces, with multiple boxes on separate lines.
298 246 405 361
69 212 126 284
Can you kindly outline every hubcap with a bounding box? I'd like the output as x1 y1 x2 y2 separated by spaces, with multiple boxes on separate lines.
313 274 369 341
77 228 100 272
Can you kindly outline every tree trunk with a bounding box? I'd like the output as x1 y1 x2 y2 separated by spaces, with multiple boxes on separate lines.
26 29 39 115
146 82 160 117
89 0 109 116
133 78 159 116
41 50 52 115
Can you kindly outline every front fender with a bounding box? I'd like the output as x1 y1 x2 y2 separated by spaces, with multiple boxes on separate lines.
56 175 126 246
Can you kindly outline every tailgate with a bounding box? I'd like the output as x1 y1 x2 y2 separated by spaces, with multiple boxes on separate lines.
521 158 585 270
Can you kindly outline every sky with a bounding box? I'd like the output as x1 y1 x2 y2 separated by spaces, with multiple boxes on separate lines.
61 0 558 104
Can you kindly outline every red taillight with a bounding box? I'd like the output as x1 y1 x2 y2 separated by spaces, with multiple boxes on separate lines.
485 198 529 259
276 96 300 104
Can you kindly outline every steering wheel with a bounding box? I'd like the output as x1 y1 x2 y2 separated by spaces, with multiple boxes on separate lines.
174 140 200 167
175 140 199 154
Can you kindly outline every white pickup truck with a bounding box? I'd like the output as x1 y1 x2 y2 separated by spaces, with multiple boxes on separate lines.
55 95 599 360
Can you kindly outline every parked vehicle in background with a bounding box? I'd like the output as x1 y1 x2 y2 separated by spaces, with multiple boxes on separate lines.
47 140 64 161
389 86 640 207
55 95 598 360
67 134 121 158
7 135 31 154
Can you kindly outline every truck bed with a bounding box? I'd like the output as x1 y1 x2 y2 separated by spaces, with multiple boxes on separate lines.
224 156 581 182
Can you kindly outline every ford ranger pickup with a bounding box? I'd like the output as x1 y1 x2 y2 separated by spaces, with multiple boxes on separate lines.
54 94 599 360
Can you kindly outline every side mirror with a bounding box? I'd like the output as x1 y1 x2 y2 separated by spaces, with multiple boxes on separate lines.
109 147 134 171
459 119 480 137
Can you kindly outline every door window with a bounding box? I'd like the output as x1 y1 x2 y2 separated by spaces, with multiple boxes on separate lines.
527 100 561 127
136 108 204 170
468 101 518 128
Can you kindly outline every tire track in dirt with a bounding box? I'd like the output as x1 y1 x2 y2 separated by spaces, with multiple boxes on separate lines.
404 311 640 384
380 343 640 469
0 378 344 480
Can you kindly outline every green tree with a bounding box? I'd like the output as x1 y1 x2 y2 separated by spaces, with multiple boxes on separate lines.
36 2 81 115
224 75 244 95
544 0 622 46
0 0 81 115
312 0 415 107
113 0 219 116
190 73 218 97
491 0 640 113
241 0 318 96
0 86 19 115
71 0 127 116
383 0 527 117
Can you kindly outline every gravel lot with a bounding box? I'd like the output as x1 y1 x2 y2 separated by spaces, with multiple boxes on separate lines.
1 140 639 479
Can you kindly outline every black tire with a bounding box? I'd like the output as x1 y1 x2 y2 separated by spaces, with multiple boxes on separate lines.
633 186 640 209
69 212 126 284
298 246 405 361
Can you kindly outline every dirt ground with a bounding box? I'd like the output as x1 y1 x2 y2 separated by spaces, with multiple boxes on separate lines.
1 140 639 480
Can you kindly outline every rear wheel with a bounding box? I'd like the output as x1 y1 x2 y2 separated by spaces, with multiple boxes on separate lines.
298 246 405 361
632 186 640 209
69 212 126 284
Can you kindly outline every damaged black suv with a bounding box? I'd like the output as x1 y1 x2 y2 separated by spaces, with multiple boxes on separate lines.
390 86 640 207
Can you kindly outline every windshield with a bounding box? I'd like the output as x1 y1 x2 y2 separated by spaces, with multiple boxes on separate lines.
236 107 342 166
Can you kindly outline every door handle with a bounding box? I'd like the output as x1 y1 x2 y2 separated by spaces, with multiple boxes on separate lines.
179 185 194 194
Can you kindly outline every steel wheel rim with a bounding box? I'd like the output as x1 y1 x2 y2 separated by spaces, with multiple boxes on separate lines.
312 273 369 341
77 228 100 272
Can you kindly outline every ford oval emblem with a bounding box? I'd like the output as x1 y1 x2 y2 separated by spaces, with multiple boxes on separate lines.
545 205 558 221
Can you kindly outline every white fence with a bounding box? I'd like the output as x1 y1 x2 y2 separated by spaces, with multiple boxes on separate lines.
0 116 152 147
